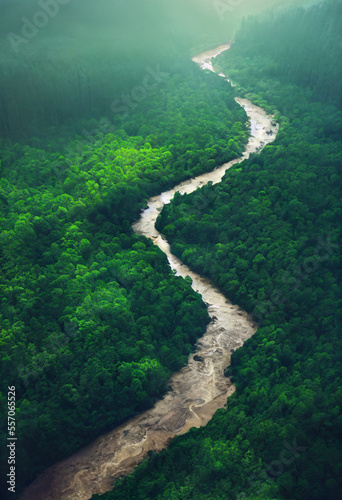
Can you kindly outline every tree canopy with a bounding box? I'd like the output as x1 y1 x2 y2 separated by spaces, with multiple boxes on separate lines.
94 2 342 499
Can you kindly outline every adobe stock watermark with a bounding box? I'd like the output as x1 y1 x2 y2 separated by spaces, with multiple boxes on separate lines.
62 116 116 168
253 235 339 324
110 65 169 119
7 0 72 54
16 263 138 387
213 0 245 21
175 184 218 220
17 320 79 386
62 65 168 167
237 438 306 498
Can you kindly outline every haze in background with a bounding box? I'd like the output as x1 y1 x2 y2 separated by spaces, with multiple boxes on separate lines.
0 0 301 139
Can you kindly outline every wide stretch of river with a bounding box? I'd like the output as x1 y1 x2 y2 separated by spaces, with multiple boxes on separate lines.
20 45 278 500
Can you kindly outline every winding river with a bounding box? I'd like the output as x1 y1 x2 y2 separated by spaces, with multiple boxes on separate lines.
20 44 278 500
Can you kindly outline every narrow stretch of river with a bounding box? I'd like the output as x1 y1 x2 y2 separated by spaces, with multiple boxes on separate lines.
20 45 279 500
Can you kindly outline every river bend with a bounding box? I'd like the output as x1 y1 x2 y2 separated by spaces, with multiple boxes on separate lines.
20 44 278 500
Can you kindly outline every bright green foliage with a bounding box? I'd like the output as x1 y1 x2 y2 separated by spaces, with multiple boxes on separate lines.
0 63 248 498
94 3 342 500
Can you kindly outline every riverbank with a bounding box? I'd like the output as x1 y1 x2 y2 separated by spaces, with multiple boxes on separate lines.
20 45 278 500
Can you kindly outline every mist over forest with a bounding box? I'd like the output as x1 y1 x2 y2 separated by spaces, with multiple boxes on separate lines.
0 0 299 140
0 1 341 499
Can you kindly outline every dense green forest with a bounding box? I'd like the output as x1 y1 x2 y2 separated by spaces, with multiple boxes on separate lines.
0 0 294 141
94 2 342 499
0 59 249 498
232 0 342 109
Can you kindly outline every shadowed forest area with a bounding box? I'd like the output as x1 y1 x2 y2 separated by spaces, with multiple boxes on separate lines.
0 0 298 141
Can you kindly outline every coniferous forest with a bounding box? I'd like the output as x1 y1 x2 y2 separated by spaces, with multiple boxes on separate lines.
0 0 341 499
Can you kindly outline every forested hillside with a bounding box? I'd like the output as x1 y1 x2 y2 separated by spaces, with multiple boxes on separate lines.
0 0 292 141
95 2 342 499
0 64 248 498
233 0 342 108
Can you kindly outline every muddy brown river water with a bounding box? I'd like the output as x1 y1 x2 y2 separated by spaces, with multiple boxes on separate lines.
20 45 278 500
